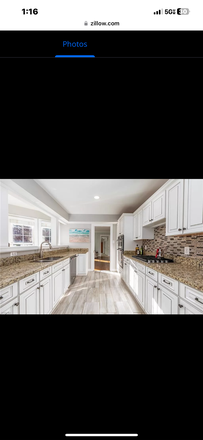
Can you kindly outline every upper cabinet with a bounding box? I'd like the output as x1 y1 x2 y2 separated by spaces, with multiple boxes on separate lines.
142 190 166 227
134 209 154 240
183 179 203 234
166 179 203 236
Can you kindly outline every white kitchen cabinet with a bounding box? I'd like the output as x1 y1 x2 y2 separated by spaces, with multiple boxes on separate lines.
152 191 166 223
19 283 40 314
133 209 154 240
142 191 166 227
157 285 178 314
62 260 70 293
183 179 203 234
76 254 88 276
179 282 203 313
0 282 18 307
145 275 158 314
178 297 203 314
123 258 130 286
52 268 63 308
117 214 135 250
134 209 142 239
39 275 52 314
137 270 145 309
0 297 19 314
142 202 152 226
166 179 184 236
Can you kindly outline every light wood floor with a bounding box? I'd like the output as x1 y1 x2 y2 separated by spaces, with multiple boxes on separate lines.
51 271 145 314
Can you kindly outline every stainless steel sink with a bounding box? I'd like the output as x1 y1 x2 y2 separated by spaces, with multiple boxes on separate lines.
31 256 63 263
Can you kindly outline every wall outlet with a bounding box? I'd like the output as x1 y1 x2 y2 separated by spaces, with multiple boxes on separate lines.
10 252 17 256
184 247 190 255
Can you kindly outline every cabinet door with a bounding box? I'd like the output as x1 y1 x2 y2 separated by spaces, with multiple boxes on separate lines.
120 217 124 235
151 191 165 223
142 202 152 226
133 213 138 239
137 271 145 308
39 276 52 314
132 269 138 298
63 263 70 293
118 219 121 235
0 298 19 314
128 264 134 292
52 269 63 307
183 179 203 234
77 254 87 275
145 276 158 314
158 285 178 314
166 179 184 236
19 284 39 314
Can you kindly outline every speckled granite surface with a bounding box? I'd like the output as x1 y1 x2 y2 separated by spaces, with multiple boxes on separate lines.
0 249 89 289
123 252 203 293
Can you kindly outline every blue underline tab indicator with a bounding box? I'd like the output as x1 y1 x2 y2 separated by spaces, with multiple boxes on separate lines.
55 55 95 57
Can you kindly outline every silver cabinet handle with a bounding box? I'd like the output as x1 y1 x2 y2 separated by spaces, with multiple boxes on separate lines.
195 297 203 305
43 270 49 275
62 269 65 271
14 302 19 306
0 296 3 299
149 271 154 275
134 270 137 273
154 285 157 288
178 228 182 231
26 278 35 285
40 285 43 287
183 228 186 230
163 279 171 285
178 304 183 308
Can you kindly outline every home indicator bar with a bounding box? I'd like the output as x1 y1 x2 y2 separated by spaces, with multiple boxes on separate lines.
65 435 138 437
55 55 95 57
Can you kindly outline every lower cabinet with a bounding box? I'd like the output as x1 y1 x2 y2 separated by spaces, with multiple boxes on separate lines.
19 284 40 314
158 285 178 314
0 297 19 314
178 297 203 314
62 260 70 293
52 268 63 308
77 253 88 276
145 276 158 314
39 276 52 314
137 270 145 309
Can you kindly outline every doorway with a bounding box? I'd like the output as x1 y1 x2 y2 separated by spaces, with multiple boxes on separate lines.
94 227 110 271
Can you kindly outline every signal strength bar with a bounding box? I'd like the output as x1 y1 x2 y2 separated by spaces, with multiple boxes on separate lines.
153 9 163 14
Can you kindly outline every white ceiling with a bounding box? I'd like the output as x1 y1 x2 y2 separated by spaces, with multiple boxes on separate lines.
34 179 169 216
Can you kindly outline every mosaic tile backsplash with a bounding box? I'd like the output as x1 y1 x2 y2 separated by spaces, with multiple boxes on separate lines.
142 224 203 262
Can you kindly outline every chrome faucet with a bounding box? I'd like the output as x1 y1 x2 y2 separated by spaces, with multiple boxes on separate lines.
39 241 52 258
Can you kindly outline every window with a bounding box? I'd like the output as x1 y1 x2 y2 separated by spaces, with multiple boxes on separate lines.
9 217 36 246
40 221 51 244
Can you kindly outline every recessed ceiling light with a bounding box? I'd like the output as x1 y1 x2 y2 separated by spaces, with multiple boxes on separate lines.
94 196 100 199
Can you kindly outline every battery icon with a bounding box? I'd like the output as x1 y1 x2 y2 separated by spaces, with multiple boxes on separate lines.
177 8 190 14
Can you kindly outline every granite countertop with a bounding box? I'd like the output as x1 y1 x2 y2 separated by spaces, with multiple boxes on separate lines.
123 253 203 294
0 249 89 289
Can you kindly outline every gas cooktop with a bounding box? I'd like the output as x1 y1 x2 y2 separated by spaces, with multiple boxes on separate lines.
132 255 174 263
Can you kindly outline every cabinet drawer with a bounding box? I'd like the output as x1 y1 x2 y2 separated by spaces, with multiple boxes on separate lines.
146 267 157 281
0 297 19 314
158 272 178 295
178 297 203 314
51 260 65 273
19 272 39 293
179 282 203 312
0 282 18 306
40 266 52 281
136 262 146 274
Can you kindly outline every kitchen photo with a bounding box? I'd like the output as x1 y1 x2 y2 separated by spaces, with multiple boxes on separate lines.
0 178 203 314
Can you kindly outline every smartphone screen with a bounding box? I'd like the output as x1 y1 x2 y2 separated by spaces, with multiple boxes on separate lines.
0 2 202 58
